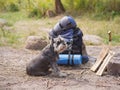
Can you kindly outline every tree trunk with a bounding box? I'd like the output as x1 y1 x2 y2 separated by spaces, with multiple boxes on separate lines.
55 0 65 14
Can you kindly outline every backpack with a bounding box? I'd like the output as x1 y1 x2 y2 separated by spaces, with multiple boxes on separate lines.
49 16 76 38
49 16 83 54
61 27 83 55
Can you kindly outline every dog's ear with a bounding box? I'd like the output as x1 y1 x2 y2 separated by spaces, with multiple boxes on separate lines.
58 35 62 39
58 35 64 41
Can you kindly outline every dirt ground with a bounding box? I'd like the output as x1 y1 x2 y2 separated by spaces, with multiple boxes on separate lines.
0 46 120 90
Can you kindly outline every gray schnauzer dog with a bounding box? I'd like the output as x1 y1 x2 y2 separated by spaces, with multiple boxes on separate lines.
26 36 67 77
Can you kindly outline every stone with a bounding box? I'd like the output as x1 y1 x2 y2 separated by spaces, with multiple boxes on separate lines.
25 36 48 50
107 53 120 76
83 34 103 45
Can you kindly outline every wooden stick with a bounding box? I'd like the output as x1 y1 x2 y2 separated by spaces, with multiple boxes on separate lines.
90 46 109 72
96 51 115 76
108 31 112 42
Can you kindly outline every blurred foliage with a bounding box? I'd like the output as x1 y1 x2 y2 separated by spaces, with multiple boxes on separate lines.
0 11 28 25
7 3 19 12
62 0 120 12
0 0 120 47
62 0 120 20
0 28 21 47
28 7 42 18
0 0 120 19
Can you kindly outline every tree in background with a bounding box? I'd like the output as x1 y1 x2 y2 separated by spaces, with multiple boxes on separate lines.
55 0 65 14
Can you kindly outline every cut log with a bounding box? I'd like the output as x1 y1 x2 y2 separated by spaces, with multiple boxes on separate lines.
96 51 115 76
107 53 120 76
90 46 109 72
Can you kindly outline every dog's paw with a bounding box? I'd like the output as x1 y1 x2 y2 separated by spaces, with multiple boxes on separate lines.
58 72 67 77
50 72 67 77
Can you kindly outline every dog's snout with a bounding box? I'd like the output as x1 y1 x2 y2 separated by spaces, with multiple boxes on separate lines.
62 42 67 47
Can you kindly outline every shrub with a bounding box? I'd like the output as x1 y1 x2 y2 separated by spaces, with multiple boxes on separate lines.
7 3 19 12
0 29 21 47
28 7 42 18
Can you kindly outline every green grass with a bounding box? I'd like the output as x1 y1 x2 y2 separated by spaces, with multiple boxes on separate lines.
0 29 22 47
0 11 29 25
76 16 120 45
0 11 120 48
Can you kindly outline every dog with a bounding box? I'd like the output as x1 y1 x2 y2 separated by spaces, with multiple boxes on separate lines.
26 36 68 77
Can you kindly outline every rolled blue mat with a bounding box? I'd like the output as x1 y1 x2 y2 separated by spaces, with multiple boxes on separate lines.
57 54 82 65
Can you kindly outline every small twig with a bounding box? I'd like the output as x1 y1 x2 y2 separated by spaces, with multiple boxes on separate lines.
47 80 49 88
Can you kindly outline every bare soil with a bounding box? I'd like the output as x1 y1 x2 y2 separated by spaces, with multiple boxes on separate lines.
0 46 120 90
